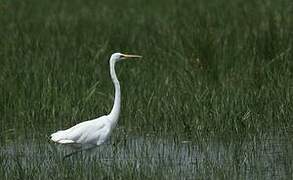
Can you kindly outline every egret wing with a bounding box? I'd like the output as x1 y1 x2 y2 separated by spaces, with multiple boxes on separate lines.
50 116 108 145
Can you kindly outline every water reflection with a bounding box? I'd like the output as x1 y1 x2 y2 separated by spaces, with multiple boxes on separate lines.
0 134 292 179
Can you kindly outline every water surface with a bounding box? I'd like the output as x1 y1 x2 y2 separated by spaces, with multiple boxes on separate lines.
0 134 292 179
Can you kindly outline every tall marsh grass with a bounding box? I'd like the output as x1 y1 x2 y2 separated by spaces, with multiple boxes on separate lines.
0 0 293 179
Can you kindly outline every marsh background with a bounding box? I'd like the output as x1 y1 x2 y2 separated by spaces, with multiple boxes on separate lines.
0 0 293 179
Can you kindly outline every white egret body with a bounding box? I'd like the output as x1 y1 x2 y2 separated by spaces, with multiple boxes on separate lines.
50 53 142 152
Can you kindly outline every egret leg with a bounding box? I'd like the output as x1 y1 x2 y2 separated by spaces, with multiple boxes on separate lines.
62 145 96 160
62 148 83 160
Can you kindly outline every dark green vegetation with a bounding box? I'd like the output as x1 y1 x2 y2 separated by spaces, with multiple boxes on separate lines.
1 0 293 179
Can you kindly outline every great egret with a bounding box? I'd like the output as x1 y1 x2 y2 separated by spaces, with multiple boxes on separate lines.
50 52 142 157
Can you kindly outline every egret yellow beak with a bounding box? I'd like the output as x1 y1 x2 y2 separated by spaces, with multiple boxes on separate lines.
121 54 142 59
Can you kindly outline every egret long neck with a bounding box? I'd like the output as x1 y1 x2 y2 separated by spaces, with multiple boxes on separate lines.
109 59 121 124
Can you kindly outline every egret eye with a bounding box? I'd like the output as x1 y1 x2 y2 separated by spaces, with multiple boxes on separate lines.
50 52 140 159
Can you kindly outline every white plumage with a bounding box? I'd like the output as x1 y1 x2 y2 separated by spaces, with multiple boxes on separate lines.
50 52 142 151
50 116 108 146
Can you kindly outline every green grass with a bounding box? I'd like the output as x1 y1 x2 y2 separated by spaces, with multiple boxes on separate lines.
0 0 293 179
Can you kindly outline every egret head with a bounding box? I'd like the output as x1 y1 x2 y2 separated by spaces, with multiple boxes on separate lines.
110 52 142 62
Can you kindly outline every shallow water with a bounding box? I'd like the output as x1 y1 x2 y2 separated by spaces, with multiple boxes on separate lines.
0 134 292 179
